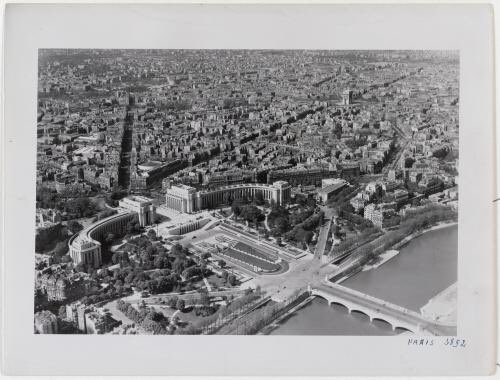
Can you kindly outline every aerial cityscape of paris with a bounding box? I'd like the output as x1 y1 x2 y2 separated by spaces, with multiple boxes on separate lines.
34 49 459 336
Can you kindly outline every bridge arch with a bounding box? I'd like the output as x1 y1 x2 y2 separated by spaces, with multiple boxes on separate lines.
393 326 414 333
329 301 350 311
350 309 371 319
310 291 329 303
371 317 394 329
311 291 350 311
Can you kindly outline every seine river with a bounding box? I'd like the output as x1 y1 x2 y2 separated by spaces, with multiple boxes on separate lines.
270 224 458 335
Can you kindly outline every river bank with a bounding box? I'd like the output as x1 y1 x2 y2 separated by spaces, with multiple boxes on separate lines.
359 219 457 273
392 220 458 250
420 282 457 325
343 223 458 312
362 249 399 272
269 222 458 335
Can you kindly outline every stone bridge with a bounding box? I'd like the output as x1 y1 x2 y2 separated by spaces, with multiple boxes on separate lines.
309 282 455 336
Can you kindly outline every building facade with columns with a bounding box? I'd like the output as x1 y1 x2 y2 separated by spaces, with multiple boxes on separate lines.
164 181 291 214
118 195 156 226
68 212 137 269
69 196 156 270
68 234 103 269
164 184 197 213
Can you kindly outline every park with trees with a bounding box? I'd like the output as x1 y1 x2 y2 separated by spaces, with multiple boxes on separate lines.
116 300 171 334
264 195 323 248
36 185 100 219
231 198 265 228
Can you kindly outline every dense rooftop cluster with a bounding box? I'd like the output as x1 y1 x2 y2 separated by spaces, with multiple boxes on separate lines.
34 49 459 335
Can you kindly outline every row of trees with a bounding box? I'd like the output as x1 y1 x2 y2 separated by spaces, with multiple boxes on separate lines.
232 291 309 335
177 289 262 335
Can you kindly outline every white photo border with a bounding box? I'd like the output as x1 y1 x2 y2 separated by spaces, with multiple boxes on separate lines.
1 3 496 376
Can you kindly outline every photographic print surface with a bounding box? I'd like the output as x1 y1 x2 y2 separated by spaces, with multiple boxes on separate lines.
34 49 459 336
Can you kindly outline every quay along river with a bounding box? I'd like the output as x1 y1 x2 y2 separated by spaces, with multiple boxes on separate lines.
269 224 458 335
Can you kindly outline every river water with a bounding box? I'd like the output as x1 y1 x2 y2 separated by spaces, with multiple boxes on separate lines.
270 224 458 335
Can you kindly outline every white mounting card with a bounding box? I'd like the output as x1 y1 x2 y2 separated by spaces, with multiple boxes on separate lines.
1 2 496 376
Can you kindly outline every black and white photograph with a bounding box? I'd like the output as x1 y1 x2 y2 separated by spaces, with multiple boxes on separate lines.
1 3 496 376
34 49 459 336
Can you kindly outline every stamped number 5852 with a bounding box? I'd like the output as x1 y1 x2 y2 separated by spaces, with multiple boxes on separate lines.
444 337 466 347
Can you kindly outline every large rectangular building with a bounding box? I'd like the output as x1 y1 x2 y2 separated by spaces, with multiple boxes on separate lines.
164 182 291 214
164 184 197 213
317 178 348 203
